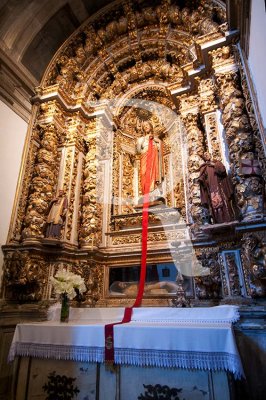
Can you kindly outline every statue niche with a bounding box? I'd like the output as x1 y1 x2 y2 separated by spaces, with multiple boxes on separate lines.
112 107 185 223
198 152 238 224
135 120 164 205
45 189 68 239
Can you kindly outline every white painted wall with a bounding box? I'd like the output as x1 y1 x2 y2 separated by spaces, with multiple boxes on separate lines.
248 0 266 129
0 100 27 279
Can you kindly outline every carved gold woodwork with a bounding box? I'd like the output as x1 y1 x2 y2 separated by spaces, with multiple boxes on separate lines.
70 261 103 306
235 49 266 181
180 112 204 223
112 135 121 217
11 140 39 242
79 128 102 248
224 253 242 296
194 250 222 300
163 154 172 206
112 229 186 246
111 207 182 231
210 46 235 69
3 0 266 309
65 149 79 241
178 94 199 115
168 123 186 215
197 78 223 160
121 151 135 214
38 100 66 130
198 78 217 114
97 297 173 308
22 124 60 240
240 232 266 298
204 113 222 161
87 263 104 306
65 114 86 150
43 0 226 103
57 114 87 244
2 251 47 302
39 101 58 120
211 46 265 221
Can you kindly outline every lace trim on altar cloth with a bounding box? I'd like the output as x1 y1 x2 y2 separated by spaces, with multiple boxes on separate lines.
9 343 244 379
8 343 104 364
115 348 244 379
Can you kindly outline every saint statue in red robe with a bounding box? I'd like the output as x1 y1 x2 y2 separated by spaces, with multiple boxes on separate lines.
198 152 237 224
136 121 164 199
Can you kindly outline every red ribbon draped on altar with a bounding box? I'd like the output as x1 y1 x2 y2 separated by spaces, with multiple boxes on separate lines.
104 137 154 362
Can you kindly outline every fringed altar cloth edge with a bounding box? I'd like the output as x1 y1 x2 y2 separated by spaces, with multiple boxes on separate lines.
9 342 244 379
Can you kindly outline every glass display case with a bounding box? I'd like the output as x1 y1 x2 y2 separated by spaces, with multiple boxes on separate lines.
107 263 194 298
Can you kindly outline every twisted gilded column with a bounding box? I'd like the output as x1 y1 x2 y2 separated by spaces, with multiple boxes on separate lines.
198 77 224 162
59 114 86 245
22 123 59 241
211 46 265 221
179 106 205 223
79 119 103 248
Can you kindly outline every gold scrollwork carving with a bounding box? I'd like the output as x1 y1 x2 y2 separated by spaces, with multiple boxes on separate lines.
241 232 266 298
2 251 47 302
181 112 204 223
22 124 60 239
79 132 102 247
194 250 222 300
11 140 39 242
112 230 186 245
211 48 265 221
65 149 79 241
121 151 135 214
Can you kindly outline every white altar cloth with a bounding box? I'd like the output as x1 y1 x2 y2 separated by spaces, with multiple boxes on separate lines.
8 306 244 379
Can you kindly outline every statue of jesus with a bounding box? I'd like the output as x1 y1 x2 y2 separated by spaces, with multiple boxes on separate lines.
136 120 164 201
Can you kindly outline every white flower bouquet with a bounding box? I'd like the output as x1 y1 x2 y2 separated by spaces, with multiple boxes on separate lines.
50 267 86 300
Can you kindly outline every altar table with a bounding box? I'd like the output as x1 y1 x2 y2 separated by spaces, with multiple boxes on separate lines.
9 306 244 400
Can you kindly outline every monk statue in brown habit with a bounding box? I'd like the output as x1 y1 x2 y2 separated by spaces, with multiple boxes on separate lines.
198 152 237 224
45 189 68 239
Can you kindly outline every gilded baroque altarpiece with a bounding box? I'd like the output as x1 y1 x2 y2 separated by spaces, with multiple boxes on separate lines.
1 0 266 308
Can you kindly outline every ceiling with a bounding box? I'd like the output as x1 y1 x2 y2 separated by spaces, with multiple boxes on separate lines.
0 0 113 119
0 0 243 122
0 0 113 82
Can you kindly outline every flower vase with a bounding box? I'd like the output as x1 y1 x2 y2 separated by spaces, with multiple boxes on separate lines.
60 293 70 322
